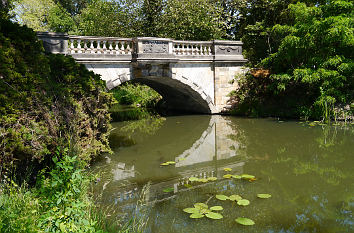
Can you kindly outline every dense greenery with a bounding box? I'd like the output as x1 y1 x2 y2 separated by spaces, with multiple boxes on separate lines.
230 0 354 120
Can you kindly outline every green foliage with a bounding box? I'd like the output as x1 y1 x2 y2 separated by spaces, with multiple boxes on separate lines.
0 19 115 180
231 0 354 120
112 83 161 108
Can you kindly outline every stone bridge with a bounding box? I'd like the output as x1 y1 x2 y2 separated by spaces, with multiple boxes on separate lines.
38 32 247 113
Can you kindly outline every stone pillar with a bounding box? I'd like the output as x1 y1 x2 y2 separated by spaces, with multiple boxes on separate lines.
37 32 68 54
213 40 247 113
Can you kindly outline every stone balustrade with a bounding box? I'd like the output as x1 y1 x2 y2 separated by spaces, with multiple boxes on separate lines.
68 36 133 55
37 32 246 63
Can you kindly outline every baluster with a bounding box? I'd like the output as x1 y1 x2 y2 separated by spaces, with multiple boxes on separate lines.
102 41 107 54
208 46 212 55
108 41 113 54
83 40 88 53
114 42 119 54
77 39 82 53
70 39 75 54
90 40 95 53
126 42 131 55
177 44 181 55
203 45 207 55
96 40 101 54
119 42 124 54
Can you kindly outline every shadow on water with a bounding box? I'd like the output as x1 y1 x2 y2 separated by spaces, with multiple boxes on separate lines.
91 116 354 233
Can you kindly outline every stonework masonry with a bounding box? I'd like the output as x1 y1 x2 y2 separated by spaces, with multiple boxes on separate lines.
37 33 247 113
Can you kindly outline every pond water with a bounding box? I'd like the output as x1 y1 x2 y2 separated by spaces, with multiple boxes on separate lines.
91 115 354 233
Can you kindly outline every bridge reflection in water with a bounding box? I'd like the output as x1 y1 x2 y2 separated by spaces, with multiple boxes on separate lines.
92 115 246 208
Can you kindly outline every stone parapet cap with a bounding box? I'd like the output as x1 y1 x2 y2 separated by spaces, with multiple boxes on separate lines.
68 35 133 41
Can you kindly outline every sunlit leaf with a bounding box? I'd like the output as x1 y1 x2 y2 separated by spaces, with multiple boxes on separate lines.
189 177 199 182
166 161 176 164
194 203 208 209
207 177 217 181
237 199 250 206
257 193 271 199
183 208 199 214
179 158 186 161
190 213 204 219
216 195 229 201
223 174 232 179
184 184 192 188
235 217 255 225
199 178 208 183
160 162 169 166
232 175 241 179
206 212 223 219
229 195 242 201
200 208 211 214
223 168 232 172
163 187 174 193
241 174 255 180
210 206 223 211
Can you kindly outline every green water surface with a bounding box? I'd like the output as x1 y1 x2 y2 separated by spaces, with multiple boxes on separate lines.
91 115 354 233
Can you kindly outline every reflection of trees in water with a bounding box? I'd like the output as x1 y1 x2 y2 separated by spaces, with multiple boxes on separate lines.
120 116 166 135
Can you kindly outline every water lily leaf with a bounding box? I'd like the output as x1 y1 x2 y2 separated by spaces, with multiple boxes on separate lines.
190 213 204 219
189 177 199 182
166 161 176 164
223 168 232 172
184 184 192 188
200 208 211 214
216 195 229 201
235 217 255 225
223 174 232 179
229 195 242 201
163 187 174 193
199 178 208 183
257 193 271 199
210 206 223 211
206 212 223 219
241 174 255 180
237 199 250 206
183 208 199 214
232 175 241 179
160 162 169 166
207 177 217 181
194 203 208 209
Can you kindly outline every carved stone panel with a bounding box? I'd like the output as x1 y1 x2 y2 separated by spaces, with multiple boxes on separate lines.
215 45 242 55
142 41 168 54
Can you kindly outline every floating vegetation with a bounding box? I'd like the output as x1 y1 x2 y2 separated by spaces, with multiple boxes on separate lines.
235 217 255 226
215 195 229 201
229 195 242 201
188 176 218 183
232 175 242 179
184 202 223 220
223 168 232 172
257 193 272 199
160 161 176 166
207 177 218 181
223 174 232 179
163 187 174 193
241 174 256 180
237 199 250 206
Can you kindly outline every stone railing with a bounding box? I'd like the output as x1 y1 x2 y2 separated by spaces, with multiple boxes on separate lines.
37 32 246 63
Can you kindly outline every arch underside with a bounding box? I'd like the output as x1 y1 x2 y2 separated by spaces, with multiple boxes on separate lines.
130 76 212 114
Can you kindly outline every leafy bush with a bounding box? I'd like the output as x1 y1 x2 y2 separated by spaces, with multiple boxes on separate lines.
0 19 115 180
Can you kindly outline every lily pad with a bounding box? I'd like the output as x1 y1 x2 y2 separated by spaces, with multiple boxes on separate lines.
210 206 223 211
166 161 176 165
235 217 255 225
200 208 211 214
184 184 193 188
190 213 204 219
232 175 242 179
183 208 199 214
257 193 272 199
237 199 250 206
229 195 242 201
223 168 232 172
241 174 255 180
163 187 174 193
194 203 208 209
207 177 218 181
160 162 169 166
223 174 232 179
216 195 229 201
206 212 223 219
189 177 199 182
